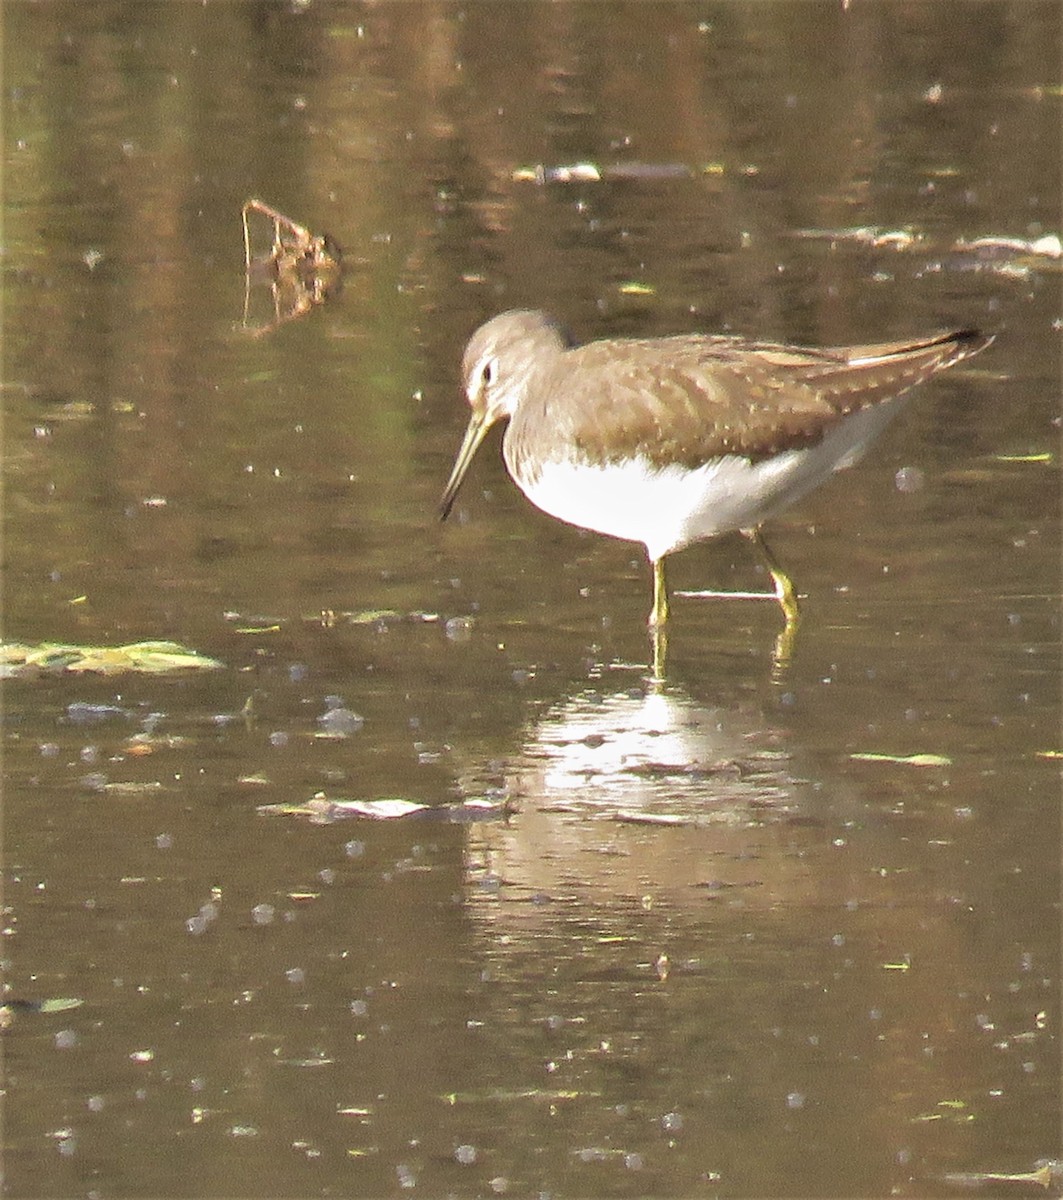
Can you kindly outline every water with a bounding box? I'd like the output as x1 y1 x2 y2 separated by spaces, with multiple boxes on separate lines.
3 2 1059 1196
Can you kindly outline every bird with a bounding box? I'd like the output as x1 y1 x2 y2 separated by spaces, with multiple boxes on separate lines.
439 309 992 665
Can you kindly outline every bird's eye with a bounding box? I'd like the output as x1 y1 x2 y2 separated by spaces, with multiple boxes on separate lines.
481 359 496 387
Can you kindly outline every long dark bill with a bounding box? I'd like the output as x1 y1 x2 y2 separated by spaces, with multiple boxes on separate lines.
439 411 492 521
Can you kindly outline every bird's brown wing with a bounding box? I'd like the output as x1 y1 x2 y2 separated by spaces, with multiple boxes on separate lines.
530 330 990 471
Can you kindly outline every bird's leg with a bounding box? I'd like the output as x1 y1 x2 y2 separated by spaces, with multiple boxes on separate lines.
650 624 668 682
743 528 800 626
647 557 670 680
649 556 670 629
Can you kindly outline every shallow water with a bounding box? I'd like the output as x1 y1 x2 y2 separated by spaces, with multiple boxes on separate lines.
3 2 1060 1196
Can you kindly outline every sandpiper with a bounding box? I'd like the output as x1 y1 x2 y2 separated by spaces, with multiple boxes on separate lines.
440 310 992 661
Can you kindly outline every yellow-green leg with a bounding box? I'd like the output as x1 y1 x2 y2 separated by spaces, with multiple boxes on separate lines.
743 528 799 626
649 557 670 681
742 527 799 673
650 556 670 628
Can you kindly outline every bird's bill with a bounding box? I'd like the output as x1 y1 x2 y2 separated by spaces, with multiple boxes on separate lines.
439 410 492 520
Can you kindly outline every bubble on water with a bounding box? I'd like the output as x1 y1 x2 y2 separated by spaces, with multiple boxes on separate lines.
285 967 305 985
545 1014 564 1031
57 1134 77 1157
40 742 60 758
318 706 364 737
489 1177 508 1194
319 868 335 885
87 1095 104 1112
660 1111 683 1133
345 839 365 859
199 902 219 923
55 1029 77 1050
251 904 274 926
289 663 308 683
80 745 99 763
624 1152 644 1170
350 999 368 1017
445 615 474 643
396 1163 416 1189
186 915 209 936
269 730 289 748
894 466 925 494
786 1091 806 1109
155 833 173 850
455 1144 477 1165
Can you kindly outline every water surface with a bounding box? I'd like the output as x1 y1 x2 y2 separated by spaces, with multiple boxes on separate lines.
3 2 1059 1196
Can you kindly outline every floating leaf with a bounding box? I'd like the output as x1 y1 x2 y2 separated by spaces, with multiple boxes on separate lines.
941 1162 1058 1189
992 452 1053 464
0 640 223 677
1036 750 1063 760
954 233 1061 260
100 781 165 797
614 811 690 826
618 281 656 296
1 996 85 1017
850 752 952 767
38 997 85 1014
258 794 428 823
442 1087 591 1105
793 225 921 249
512 162 602 184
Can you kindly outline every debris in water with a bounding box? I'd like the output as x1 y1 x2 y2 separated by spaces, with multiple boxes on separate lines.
241 198 342 337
